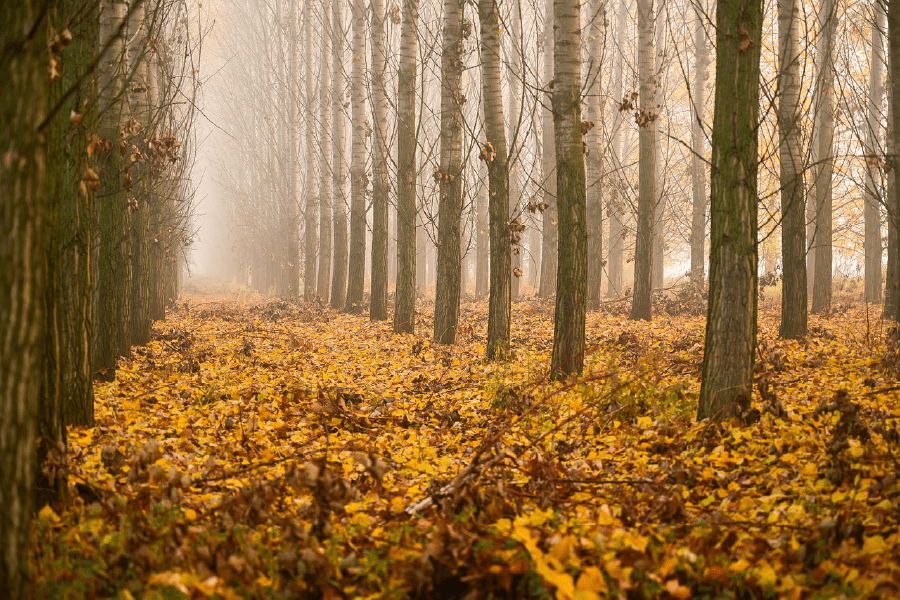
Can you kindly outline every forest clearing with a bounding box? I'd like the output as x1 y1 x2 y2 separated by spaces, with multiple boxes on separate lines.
30 293 900 599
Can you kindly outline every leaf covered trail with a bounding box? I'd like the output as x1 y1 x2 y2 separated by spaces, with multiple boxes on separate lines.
33 297 900 598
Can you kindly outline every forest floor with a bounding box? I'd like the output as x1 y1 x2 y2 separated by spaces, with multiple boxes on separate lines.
31 292 900 599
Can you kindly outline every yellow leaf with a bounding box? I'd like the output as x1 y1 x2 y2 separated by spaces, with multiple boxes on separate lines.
665 579 692 599
575 567 607 593
755 562 777 587
38 505 61 526
862 535 888 555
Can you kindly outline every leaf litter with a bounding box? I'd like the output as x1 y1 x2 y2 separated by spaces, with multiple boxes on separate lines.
31 296 900 598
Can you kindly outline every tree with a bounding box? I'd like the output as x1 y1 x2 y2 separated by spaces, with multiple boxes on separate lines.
538 0 558 298
480 0 511 359
551 0 587 378
698 0 762 421
331 0 348 309
889 0 900 320
606 0 627 298
433 0 465 344
585 0 606 309
96 0 132 378
689 0 708 289
317 0 333 303
370 0 390 320
304 0 318 301
346 0 367 312
1 3 47 596
778 0 807 338
394 0 419 334
631 0 656 321
865 3 886 303
809 0 836 314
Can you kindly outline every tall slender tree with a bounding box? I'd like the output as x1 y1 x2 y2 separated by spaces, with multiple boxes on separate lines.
347 0 367 312
433 0 465 344
606 0 627 298
889 0 900 320
303 0 319 301
631 0 656 321
1 3 47 596
331 0 349 308
394 0 419 333
317 0 333 303
585 0 606 309
689 0 708 289
865 3 886 303
778 0 807 338
480 0 512 359
539 0 558 298
551 0 587 378
698 0 763 420
370 0 390 320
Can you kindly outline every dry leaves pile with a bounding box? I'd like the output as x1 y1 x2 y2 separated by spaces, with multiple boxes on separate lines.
31 296 900 599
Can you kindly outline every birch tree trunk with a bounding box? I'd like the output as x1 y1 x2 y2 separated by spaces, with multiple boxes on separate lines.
889 0 900 320
698 0 762 421
287 0 301 299
96 0 130 378
607 0 627 298
331 0 349 308
0 3 46 595
476 173 489 297
689 0 708 289
370 0 390 320
317 0 333 302
551 0 587 378
778 0 807 338
347 0 367 312
394 0 419 333
433 0 465 344
481 0 511 359
865 4 886 303
304 0 319 301
651 0 666 290
810 0 836 314
631 0 656 321
539 0 558 298
585 0 606 309
507 0 524 301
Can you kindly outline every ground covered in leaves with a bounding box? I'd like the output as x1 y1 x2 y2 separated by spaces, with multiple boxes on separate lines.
32 294 900 599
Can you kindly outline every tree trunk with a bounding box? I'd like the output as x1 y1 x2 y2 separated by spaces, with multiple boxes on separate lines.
651 0 666 290
778 0 807 338
370 0 390 320
539 0 558 298
394 0 419 333
128 0 153 344
551 0 587 379
631 0 656 321
433 0 465 344
96 0 130 379
347 0 367 312
698 0 762 421
865 4 886 303
331 0 348 308
689 0 708 289
1 3 46 595
607 0 627 298
317 0 332 303
507 0 523 302
585 0 605 309
304 0 318 301
481 0 512 359
810 0 835 314
475 170 489 297
286 0 301 299
889 0 900 320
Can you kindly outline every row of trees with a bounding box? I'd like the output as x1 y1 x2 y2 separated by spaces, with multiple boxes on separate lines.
207 0 900 335
1 1 199 595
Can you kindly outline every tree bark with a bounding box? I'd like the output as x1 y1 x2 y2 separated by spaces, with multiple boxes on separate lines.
317 0 333 303
607 0 627 298
630 0 656 321
304 0 318 301
475 170 489 297
551 0 587 379
690 0 708 289
433 0 465 344
0 3 46 595
539 0 558 298
651 0 666 290
778 0 807 338
507 0 524 302
370 0 390 320
698 0 762 421
347 0 367 312
480 0 512 359
810 0 835 314
331 0 348 308
394 0 419 333
865 4 886 303
889 0 900 320
585 0 605 309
